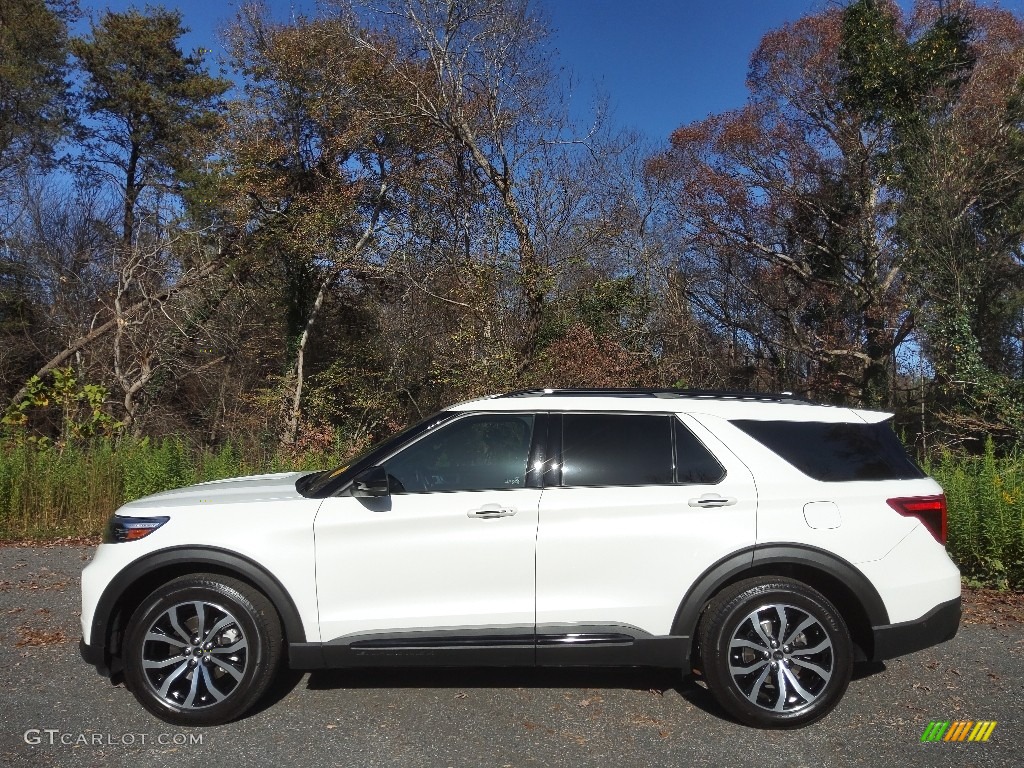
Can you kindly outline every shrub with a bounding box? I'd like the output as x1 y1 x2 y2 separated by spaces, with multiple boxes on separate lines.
930 440 1024 590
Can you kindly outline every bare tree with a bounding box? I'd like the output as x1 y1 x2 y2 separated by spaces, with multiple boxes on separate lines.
340 0 572 360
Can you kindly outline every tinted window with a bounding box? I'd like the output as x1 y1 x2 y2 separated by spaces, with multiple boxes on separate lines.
383 414 534 493
674 419 726 484
297 411 456 497
562 414 673 486
731 419 925 481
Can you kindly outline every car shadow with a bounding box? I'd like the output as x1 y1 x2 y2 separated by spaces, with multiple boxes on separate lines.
302 666 725 717
852 660 887 680
252 663 883 723
247 667 308 717
306 665 677 691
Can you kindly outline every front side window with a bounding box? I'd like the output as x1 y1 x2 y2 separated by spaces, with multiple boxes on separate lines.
561 413 673 487
382 413 535 493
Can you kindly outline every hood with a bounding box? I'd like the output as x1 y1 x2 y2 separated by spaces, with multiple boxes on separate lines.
117 471 311 514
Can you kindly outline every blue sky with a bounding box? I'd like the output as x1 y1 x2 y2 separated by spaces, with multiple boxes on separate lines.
545 0 834 138
74 1 1024 141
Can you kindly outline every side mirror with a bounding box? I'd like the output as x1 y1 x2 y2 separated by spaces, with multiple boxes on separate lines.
351 466 390 497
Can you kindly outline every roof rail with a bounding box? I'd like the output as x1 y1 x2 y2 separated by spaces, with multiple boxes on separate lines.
497 388 817 404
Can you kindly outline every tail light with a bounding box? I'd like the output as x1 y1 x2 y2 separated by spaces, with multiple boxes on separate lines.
887 495 947 545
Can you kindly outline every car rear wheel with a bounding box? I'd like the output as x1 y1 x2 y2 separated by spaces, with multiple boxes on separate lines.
123 574 283 726
698 577 853 728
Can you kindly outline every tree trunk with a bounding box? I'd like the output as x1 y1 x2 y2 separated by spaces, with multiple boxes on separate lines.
279 186 387 447
123 141 140 251
452 115 544 361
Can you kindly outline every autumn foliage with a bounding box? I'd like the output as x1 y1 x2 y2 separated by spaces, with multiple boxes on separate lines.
1 0 1023 457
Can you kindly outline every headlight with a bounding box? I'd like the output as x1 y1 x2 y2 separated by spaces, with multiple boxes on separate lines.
103 515 169 543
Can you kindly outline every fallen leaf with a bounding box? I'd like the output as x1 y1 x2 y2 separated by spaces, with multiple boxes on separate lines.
15 627 67 647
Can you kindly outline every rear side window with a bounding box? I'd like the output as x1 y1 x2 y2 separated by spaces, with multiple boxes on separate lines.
559 414 725 487
731 419 925 481
562 414 673 486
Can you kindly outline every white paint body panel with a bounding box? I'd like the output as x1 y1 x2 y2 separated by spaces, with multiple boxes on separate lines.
313 489 540 640
689 414 944 562
803 502 841 530
859 524 962 623
450 396 884 423
81 472 321 644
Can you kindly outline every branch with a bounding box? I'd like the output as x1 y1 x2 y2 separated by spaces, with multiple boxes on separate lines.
7 253 229 408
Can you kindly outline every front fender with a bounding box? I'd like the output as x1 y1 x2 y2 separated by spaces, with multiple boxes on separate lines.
85 546 307 672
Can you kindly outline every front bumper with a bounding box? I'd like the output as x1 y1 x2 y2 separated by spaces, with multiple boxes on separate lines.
870 596 961 661
79 636 108 673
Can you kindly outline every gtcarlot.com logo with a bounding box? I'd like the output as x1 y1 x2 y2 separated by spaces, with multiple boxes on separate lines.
24 729 203 747
921 721 997 743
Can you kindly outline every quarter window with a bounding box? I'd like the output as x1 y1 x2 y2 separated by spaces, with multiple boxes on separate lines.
674 418 726 484
730 419 925 481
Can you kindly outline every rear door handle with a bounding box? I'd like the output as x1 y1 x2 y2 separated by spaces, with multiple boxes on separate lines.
467 504 517 519
688 493 738 508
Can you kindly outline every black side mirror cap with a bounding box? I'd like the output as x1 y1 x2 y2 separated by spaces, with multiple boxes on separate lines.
351 466 390 497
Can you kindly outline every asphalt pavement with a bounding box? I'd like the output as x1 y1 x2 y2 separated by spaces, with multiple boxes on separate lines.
1 545 1020 768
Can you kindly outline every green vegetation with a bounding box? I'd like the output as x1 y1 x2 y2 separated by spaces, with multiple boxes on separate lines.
1 438 1021 590
930 443 1024 591
0 439 347 540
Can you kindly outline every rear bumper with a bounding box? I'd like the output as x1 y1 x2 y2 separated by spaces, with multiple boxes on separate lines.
870 596 961 661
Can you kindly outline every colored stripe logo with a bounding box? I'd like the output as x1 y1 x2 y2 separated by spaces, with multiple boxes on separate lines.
921 721 997 742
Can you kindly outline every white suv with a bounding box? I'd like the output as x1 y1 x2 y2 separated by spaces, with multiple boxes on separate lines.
80 389 961 728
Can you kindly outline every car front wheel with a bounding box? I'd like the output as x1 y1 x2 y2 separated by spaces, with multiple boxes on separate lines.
698 577 853 728
123 574 283 726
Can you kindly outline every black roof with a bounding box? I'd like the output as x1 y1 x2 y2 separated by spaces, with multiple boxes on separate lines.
497 388 818 405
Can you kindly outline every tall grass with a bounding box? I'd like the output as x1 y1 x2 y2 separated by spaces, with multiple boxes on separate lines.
930 442 1024 590
0 438 344 539
2 437 1022 589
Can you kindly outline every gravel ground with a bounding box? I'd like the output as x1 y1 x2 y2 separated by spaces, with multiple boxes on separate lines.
0 545 1021 768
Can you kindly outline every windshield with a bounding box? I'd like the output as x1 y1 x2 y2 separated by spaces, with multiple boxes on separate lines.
295 411 456 498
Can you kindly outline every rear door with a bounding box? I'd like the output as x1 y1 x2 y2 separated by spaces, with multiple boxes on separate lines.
535 412 757 639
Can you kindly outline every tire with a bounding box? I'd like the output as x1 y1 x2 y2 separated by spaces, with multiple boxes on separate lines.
122 574 283 726
698 577 853 728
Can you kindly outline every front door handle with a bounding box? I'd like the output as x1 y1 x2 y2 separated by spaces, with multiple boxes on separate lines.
688 493 738 508
467 504 517 519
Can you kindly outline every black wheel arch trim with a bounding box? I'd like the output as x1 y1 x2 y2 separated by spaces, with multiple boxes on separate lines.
88 545 306 671
670 543 889 654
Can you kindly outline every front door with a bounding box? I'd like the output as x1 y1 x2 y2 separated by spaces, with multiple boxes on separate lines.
313 412 541 644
